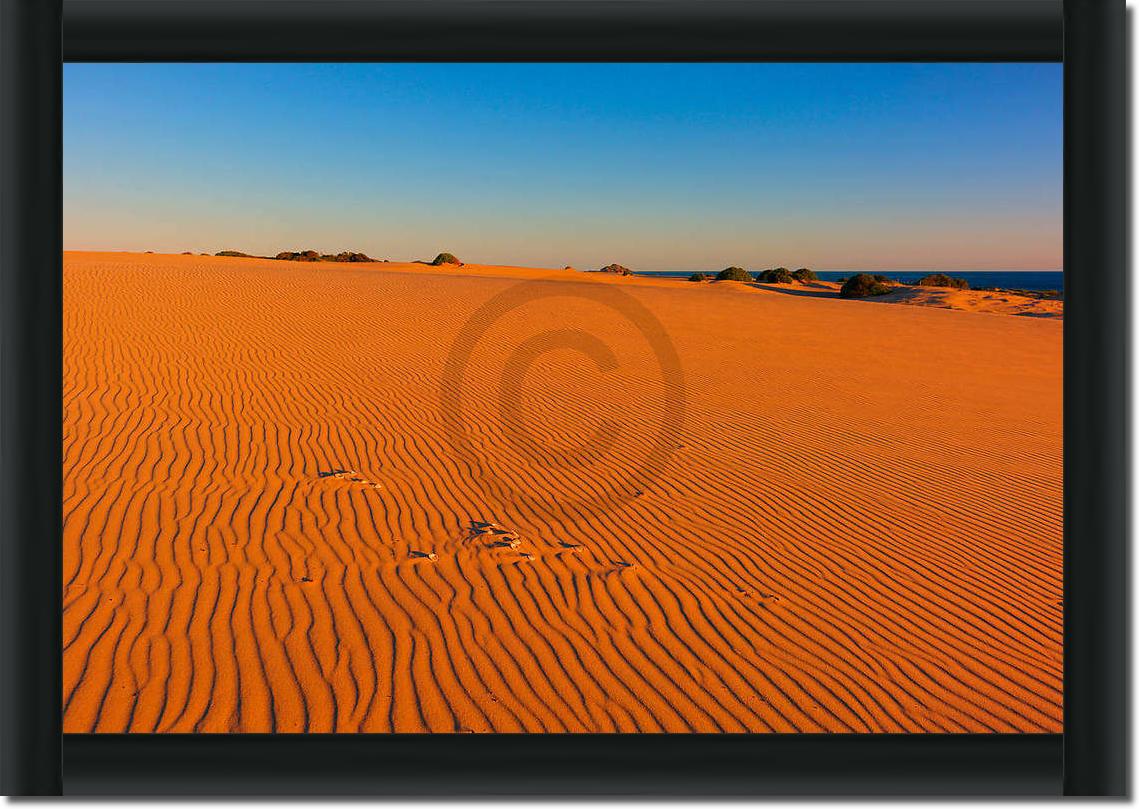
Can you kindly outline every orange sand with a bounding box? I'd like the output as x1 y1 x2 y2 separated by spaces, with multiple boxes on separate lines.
883 286 1063 318
770 280 1063 319
63 252 1062 733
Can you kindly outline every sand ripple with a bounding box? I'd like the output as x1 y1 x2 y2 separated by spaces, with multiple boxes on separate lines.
63 253 1062 732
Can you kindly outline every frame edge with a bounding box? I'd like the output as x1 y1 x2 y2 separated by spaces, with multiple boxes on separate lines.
0 0 63 797
15 0 1112 796
1063 0 1129 796
62 734 1063 796
61 0 1063 62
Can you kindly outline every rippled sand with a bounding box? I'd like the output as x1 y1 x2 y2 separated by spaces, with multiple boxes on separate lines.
63 252 1062 733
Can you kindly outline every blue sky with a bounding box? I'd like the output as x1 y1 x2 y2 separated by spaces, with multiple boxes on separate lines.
64 63 1061 271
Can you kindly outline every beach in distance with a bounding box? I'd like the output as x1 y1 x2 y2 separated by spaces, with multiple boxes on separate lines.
644 270 1064 293
62 250 1063 734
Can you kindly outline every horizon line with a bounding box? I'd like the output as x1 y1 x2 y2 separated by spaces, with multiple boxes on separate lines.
60 249 1063 274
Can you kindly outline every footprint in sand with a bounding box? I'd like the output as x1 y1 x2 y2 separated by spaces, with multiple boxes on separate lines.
590 560 638 579
467 520 526 549
317 468 383 490
553 541 590 562
466 520 519 541
736 587 781 606
467 520 541 564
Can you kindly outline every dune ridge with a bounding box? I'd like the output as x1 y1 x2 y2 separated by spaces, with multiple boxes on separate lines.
63 251 1062 733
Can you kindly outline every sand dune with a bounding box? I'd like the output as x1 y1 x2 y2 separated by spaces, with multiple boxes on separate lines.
752 280 1063 318
63 251 1062 733
885 285 1063 318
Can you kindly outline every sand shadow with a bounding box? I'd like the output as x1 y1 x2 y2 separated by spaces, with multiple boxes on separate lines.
749 283 837 300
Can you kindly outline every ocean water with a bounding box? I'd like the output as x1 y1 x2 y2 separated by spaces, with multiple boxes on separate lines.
815 271 1063 292
639 270 1064 293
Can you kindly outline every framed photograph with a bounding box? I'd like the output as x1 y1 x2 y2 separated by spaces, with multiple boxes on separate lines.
1 0 1125 796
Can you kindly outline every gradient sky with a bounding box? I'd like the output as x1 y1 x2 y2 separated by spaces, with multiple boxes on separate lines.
64 63 1061 271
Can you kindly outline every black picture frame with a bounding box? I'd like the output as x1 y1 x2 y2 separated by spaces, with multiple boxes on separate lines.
0 0 1125 796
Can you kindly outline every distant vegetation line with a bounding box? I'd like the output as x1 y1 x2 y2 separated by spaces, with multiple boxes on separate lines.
215 249 378 263
206 250 1059 299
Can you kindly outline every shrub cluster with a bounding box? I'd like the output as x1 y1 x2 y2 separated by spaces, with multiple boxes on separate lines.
325 251 374 263
840 273 894 299
716 266 753 282
432 252 462 266
688 272 709 282
269 249 376 263
216 250 252 257
599 263 633 275
791 268 818 282
275 250 322 261
917 273 969 289
757 268 794 284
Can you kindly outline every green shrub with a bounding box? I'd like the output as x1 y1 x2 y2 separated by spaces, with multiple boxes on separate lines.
791 268 818 282
872 274 892 284
599 263 632 275
324 251 374 262
757 268 794 284
432 252 462 266
840 273 893 299
688 272 709 282
273 250 321 261
275 250 375 262
716 266 753 282
216 250 252 257
917 273 969 289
